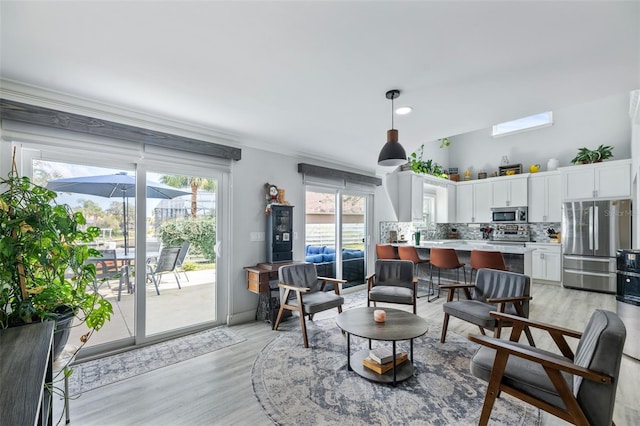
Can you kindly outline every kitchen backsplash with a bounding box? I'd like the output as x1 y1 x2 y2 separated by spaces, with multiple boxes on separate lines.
380 221 561 243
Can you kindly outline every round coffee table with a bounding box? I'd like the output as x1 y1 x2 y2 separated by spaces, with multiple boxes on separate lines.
336 307 428 386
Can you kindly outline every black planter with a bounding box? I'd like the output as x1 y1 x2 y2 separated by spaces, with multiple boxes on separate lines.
52 308 75 360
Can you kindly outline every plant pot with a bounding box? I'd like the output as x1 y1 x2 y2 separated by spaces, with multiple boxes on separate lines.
53 308 75 360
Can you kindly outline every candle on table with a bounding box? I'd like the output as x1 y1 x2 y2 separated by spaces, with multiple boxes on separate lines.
374 309 386 323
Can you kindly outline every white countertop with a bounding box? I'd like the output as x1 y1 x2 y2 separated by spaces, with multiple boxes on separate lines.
410 239 535 254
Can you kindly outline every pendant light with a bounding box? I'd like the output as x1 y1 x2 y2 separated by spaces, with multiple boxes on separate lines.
377 89 407 166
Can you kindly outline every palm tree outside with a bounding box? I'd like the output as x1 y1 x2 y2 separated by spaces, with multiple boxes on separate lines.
160 176 217 218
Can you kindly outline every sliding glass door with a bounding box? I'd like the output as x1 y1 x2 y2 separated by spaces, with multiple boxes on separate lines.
305 188 369 289
23 146 226 356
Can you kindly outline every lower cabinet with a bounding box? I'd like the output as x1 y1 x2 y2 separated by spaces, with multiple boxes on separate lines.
526 243 562 282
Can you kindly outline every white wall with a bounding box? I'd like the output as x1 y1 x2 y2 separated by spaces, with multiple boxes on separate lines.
446 93 632 175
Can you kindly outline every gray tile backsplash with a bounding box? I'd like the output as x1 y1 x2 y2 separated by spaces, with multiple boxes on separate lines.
379 221 561 243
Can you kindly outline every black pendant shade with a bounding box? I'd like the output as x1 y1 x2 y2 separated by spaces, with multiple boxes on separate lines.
377 89 407 166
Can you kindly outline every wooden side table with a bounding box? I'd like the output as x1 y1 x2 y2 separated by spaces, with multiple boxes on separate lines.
244 261 299 325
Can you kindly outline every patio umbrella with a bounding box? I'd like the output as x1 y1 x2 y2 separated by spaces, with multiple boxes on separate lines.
46 172 190 254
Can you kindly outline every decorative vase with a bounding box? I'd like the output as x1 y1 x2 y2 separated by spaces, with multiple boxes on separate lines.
547 158 559 171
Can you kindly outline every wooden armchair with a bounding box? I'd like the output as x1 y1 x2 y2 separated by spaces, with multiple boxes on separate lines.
469 310 626 426
273 263 345 348
440 268 534 345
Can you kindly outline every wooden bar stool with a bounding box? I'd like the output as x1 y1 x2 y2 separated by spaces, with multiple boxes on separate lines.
428 247 466 302
469 250 507 283
376 244 398 259
397 245 431 298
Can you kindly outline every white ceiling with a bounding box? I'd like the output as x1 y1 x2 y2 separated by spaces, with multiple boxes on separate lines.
1 1 639 175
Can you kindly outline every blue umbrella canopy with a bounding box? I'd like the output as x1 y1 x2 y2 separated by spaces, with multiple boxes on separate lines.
46 172 190 199
46 172 190 254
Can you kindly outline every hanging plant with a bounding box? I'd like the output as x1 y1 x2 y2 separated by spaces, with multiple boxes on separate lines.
438 137 450 148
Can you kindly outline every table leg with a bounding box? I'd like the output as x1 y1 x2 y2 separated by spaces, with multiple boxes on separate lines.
392 340 397 386
346 332 352 371
410 338 414 362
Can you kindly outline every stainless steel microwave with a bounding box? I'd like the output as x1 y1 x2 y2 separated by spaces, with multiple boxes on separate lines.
491 206 528 223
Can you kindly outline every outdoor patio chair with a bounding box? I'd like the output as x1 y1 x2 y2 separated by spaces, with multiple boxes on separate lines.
87 249 131 301
176 241 191 282
273 263 345 348
146 246 182 295
469 309 626 426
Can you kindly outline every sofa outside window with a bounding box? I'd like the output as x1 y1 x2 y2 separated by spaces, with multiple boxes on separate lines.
305 245 364 284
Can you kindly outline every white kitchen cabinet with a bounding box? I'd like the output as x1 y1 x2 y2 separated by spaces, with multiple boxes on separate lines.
397 172 424 222
491 175 528 207
526 243 562 282
456 180 491 223
560 159 631 201
528 171 561 222
456 182 474 223
435 182 456 223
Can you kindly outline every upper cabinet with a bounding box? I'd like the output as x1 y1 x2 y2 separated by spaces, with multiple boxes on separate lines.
456 180 491 223
491 174 529 207
397 172 424 222
528 171 561 223
560 159 631 201
435 182 456 223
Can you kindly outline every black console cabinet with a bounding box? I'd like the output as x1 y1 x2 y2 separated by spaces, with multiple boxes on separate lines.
266 205 293 263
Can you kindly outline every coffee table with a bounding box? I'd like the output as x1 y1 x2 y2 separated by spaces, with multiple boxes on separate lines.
336 307 429 386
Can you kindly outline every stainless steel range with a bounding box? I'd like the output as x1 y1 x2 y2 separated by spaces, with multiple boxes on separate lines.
492 224 530 242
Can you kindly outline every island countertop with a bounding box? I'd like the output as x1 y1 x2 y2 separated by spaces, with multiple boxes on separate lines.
392 240 535 255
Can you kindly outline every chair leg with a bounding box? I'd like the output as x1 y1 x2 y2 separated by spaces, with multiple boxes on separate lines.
440 313 450 343
150 273 160 295
478 350 509 426
273 289 290 331
296 292 309 348
173 271 182 289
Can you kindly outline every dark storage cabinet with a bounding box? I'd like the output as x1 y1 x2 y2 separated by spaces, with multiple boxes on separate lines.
267 205 293 263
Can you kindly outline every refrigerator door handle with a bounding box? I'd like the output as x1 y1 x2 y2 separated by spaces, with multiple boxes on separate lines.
588 206 594 250
594 205 599 251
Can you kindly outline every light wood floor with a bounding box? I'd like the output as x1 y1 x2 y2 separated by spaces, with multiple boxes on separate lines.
57 282 639 426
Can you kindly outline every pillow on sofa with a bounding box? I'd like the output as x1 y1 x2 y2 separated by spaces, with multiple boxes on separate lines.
343 249 364 259
322 246 336 254
306 245 323 255
323 253 336 262
305 254 324 263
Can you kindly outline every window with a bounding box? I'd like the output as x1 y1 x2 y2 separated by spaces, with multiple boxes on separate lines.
492 111 553 137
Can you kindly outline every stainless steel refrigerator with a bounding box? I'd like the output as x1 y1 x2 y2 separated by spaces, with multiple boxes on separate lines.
562 199 631 293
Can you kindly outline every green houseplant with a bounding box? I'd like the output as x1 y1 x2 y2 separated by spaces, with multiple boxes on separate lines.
408 144 449 178
571 145 614 164
0 161 113 356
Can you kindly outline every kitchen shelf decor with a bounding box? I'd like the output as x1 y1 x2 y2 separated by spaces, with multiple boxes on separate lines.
499 163 523 176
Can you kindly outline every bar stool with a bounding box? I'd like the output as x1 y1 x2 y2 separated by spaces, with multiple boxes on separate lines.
397 245 431 298
469 250 508 283
428 247 466 302
376 244 398 259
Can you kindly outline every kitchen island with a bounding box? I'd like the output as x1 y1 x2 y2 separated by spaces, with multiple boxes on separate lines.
391 240 533 281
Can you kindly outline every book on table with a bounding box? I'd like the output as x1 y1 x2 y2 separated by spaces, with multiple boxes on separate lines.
369 346 404 364
362 351 408 374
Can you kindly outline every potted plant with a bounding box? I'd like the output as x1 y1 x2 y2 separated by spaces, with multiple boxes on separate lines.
0 160 113 360
408 144 449 178
593 144 614 162
571 145 614 164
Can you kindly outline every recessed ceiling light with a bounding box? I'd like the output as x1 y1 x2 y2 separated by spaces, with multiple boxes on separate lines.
395 106 413 115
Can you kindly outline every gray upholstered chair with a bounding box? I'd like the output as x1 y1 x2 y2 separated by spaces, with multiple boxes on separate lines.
273 263 345 348
366 259 417 314
440 268 534 345
469 309 626 426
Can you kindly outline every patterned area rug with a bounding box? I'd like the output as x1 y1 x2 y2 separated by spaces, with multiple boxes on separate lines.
68 326 245 396
252 318 541 425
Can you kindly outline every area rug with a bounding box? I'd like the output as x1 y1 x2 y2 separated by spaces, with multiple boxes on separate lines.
252 319 541 425
68 326 245 396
